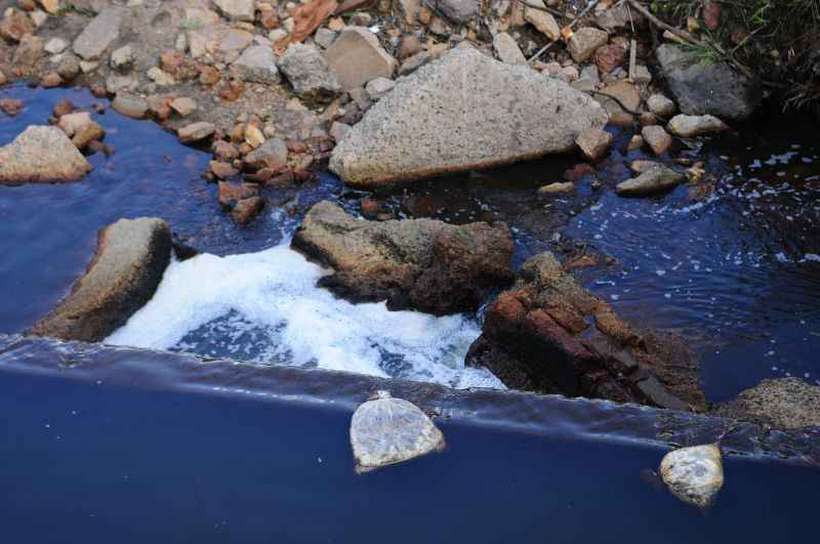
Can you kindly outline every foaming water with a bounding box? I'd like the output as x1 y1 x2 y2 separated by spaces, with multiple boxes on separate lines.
106 243 501 389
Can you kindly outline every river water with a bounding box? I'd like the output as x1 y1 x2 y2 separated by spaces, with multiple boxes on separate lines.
1 85 819 399
2 84 820 543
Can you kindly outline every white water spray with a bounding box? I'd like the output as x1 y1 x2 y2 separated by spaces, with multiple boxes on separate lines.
106 243 502 389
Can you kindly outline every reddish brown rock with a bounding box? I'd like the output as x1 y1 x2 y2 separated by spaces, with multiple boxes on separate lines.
232 195 265 224
0 98 24 116
292 201 514 315
212 140 240 162
594 43 626 74
159 50 199 80
564 163 596 181
703 2 721 31
71 121 105 151
40 71 62 88
199 65 221 86
218 180 259 208
466 252 706 411
0 8 34 43
53 99 75 118
210 160 239 179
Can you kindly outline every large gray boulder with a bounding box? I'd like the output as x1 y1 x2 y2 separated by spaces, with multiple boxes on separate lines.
31 218 173 342
330 46 608 188
0 126 92 184
656 44 761 120
291 201 514 315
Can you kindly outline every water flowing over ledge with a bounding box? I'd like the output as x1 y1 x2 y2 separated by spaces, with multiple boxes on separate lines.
1 333 816 465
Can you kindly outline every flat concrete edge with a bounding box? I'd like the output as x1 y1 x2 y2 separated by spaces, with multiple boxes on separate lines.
0 334 816 465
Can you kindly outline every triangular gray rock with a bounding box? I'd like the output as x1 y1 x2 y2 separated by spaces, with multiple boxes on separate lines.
0 126 92 184
350 391 445 473
330 46 608 188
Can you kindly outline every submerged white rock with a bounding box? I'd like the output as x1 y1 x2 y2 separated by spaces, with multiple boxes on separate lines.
659 444 724 507
350 391 445 473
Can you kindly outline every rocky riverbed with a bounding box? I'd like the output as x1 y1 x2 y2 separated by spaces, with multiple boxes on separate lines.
1 0 819 435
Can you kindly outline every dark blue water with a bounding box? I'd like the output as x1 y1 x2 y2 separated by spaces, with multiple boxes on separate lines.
2 85 820 402
0 338 818 543
564 128 820 400
0 85 344 334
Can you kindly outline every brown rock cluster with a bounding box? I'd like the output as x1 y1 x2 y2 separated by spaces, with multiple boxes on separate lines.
467 252 706 411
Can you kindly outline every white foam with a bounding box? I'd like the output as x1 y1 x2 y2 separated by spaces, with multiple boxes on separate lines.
106 244 503 389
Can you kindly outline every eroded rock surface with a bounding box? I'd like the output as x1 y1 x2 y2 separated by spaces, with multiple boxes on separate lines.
291 201 514 315
716 378 820 429
330 46 608 188
31 218 172 342
0 126 92 184
466 252 706 410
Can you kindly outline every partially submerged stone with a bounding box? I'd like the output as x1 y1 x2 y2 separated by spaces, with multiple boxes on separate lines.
466 251 705 410
244 137 288 170
575 127 612 161
716 378 820 429
656 44 760 120
538 181 574 194
350 391 444 473
667 114 729 138
0 126 92 184
647 93 676 118
660 444 724 508
178 122 216 144
31 218 172 342
616 166 685 197
292 201 514 315
72 7 125 61
641 125 673 156
330 46 608 188
112 93 149 119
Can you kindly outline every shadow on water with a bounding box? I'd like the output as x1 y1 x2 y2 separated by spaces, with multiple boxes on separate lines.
0 335 818 543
